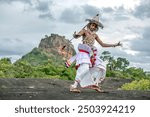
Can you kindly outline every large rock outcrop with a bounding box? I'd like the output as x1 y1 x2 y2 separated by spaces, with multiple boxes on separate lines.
17 34 76 66
39 34 76 59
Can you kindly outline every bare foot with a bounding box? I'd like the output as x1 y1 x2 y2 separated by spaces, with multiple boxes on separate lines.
70 85 81 93
91 85 104 93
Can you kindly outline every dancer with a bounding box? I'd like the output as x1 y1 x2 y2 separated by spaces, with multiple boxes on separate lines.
65 14 122 93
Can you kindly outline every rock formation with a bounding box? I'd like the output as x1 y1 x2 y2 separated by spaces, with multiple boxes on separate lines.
39 34 76 60
17 34 76 66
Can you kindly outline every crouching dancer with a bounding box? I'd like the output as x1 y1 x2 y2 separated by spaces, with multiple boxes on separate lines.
65 14 122 93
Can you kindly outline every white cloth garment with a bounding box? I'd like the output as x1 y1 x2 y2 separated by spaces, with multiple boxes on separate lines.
75 52 91 66
76 62 106 88
68 43 106 88
66 43 91 66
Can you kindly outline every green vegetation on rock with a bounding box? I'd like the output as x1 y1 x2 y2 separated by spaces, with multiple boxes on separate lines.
121 79 150 90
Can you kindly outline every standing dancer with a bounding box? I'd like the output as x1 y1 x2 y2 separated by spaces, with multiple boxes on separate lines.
66 14 122 93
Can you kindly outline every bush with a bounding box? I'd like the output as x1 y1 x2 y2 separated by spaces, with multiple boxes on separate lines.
106 70 125 78
0 58 15 78
121 79 150 90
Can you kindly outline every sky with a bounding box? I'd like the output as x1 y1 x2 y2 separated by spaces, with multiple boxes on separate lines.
0 0 150 71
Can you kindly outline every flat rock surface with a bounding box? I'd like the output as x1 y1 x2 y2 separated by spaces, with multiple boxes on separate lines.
0 78 150 100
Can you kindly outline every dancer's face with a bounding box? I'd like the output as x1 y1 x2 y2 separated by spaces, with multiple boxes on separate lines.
89 23 97 32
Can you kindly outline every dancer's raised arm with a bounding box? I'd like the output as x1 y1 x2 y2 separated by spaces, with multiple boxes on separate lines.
95 34 122 47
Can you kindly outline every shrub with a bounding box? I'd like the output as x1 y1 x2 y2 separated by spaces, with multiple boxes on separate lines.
121 79 150 90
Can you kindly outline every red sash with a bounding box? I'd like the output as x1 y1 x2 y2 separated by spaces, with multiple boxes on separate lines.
79 49 89 54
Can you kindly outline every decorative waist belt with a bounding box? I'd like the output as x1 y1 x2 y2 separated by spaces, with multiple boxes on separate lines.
79 49 89 54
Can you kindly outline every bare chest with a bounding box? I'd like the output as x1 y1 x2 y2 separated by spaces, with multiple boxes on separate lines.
82 31 96 47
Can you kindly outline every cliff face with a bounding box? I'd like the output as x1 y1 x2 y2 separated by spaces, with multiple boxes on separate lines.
39 34 76 59
17 34 76 66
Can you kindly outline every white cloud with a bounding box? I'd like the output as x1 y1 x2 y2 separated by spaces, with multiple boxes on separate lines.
88 0 140 9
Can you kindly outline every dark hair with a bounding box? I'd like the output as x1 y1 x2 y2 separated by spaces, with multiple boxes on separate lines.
87 23 99 32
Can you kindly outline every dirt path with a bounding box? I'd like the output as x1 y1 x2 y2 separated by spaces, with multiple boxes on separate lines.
0 78 150 100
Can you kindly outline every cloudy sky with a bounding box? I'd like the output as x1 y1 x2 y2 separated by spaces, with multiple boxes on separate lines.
0 0 150 71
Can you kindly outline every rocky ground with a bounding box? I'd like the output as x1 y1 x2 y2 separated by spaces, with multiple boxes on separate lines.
0 78 150 100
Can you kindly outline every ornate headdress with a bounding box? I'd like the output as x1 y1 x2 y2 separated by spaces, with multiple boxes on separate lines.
85 14 104 29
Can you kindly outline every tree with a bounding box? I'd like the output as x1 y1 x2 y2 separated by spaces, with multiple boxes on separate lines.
100 51 115 70
100 51 111 61
0 58 14 78
115 57 129 71
13 61 33 78
0 58 11 64
126 67 146 79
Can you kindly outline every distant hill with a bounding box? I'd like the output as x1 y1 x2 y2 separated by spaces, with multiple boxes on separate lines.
16 34 76 66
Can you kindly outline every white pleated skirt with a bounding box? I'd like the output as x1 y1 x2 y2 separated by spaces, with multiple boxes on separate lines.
75 63 106 88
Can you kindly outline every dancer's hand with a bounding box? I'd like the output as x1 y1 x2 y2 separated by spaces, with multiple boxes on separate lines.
114 41 123 47
73 31 78 38
73 31 82 38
